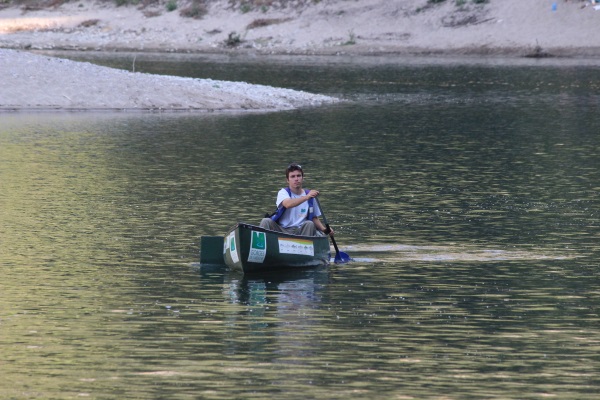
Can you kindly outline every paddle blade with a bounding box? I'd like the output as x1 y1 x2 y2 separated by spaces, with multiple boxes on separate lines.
334 251 352 264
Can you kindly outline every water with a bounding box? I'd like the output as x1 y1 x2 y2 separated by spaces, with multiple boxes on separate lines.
1 53 599 398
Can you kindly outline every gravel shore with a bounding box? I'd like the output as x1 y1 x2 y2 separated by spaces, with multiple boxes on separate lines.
0 48 341 111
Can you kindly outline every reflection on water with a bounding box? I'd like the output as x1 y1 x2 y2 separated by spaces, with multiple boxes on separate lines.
1 58 600 398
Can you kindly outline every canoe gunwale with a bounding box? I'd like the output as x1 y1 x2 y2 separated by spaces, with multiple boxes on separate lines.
231 222 328 241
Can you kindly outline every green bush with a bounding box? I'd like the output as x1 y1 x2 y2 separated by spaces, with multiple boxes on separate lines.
166 0 177 11
114 0 142 5
115 0 140 5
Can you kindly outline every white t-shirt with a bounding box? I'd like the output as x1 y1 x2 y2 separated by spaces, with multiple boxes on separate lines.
275 188 322 228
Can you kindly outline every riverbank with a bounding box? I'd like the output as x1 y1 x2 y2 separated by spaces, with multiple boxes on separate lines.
1 0 600 57
2 0 600 112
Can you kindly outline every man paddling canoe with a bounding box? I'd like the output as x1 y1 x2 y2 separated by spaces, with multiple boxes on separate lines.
260 163 334 237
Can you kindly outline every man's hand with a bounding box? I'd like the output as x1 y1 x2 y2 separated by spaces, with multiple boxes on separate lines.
307 189 319 198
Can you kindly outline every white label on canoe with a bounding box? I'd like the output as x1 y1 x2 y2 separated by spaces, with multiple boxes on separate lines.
278 237 314 256
248 231 267 263
228 232 239 264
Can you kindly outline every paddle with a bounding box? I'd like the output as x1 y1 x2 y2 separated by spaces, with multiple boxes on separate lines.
314 197 352 264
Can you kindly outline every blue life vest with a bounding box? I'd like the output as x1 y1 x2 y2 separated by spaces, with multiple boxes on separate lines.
270 187 315 223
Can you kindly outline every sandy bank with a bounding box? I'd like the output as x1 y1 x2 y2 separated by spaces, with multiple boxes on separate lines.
0 48 340 111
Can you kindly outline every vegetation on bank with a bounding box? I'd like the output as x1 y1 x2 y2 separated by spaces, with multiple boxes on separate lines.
0 0 494 48
428 0 488 4
0 0 328 19
0 0 211 18
0 0 323 11
0 0 494 15
421 0 489 11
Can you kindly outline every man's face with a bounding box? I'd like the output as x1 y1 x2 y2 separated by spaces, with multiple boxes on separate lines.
286 170 304 189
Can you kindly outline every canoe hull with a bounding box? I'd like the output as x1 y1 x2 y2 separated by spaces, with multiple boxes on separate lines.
222 223 330 273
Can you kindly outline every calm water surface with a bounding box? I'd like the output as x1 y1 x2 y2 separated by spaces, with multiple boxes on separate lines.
1 54 599 399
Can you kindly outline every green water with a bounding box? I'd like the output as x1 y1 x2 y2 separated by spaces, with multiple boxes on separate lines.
1 54 599 399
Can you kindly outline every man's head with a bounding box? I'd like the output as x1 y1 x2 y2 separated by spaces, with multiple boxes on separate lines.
286 163 304 190
286 163 304 179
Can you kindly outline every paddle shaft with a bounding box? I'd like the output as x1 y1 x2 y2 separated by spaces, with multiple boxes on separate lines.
327 224 342 255
314 197 341 255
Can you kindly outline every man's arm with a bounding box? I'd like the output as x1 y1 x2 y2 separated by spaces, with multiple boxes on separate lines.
281 189 319 208
313 216 334 236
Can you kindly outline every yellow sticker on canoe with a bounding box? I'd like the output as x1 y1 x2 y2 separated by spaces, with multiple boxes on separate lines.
278 237 314 256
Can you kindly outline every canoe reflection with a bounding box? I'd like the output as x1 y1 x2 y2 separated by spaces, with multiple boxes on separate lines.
214 268 332 358
223 268 330 308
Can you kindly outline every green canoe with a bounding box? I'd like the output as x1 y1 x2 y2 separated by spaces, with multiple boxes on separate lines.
200 223 331 273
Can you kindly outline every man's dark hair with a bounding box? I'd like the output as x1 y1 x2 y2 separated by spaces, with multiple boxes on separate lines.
286 163 304 179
